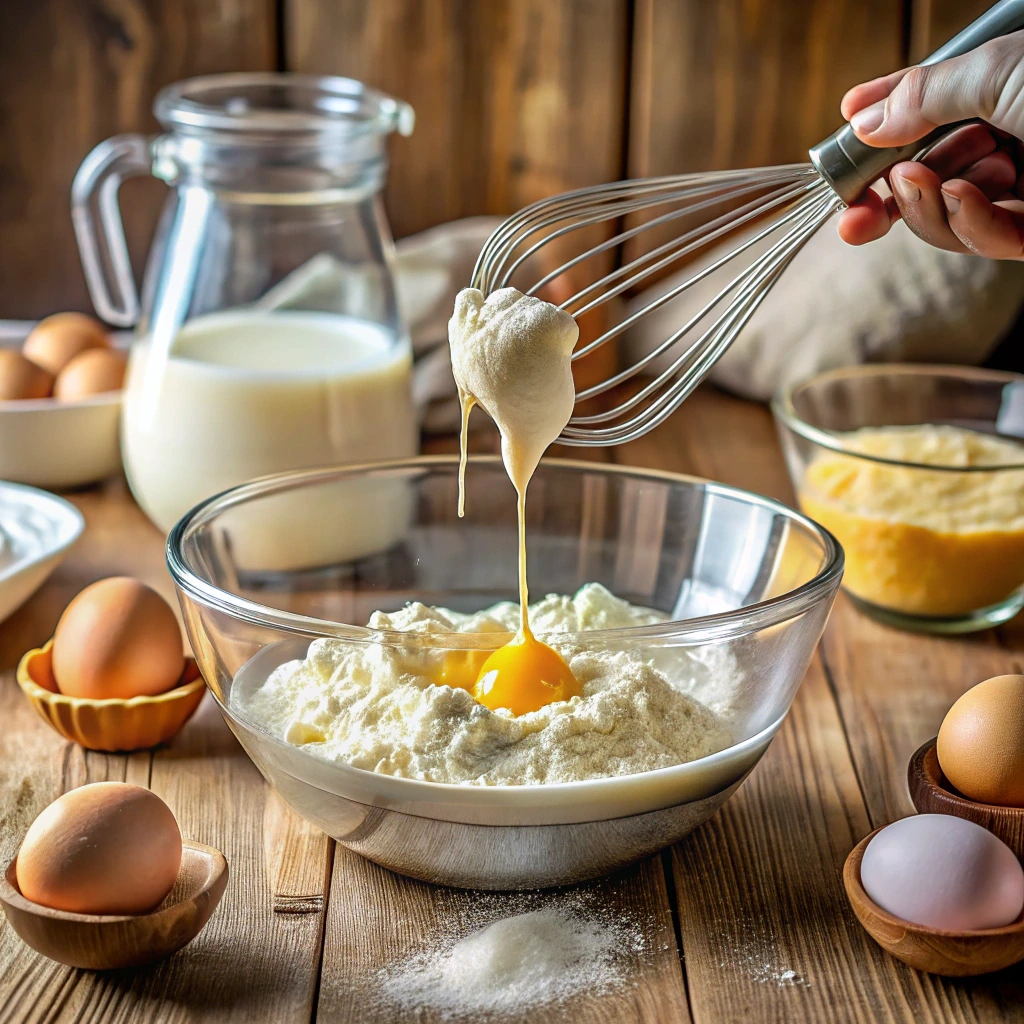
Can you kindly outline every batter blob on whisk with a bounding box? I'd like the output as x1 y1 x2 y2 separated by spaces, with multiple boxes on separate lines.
448 286 582 715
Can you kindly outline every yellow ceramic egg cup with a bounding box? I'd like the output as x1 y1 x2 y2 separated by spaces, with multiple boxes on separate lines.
17 639 205 751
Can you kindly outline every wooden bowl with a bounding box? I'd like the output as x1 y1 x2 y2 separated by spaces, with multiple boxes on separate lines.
844 828 1024 976
17 639 205 752
908 738 1024 857
0 840 227 970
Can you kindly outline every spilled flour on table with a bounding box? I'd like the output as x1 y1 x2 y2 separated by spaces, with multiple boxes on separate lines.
373 889 659 1018
716 911 811 988
728 956 810 988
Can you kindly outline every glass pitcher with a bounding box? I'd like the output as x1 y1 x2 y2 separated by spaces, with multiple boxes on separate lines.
72 73 418 535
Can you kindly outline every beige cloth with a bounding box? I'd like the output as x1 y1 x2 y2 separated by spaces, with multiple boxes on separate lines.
622 215 1024 402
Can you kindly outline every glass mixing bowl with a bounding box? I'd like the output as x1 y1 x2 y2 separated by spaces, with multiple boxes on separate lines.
773 365 1024 634
167 456 842 888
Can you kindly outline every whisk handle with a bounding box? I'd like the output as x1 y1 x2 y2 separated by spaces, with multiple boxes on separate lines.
809 0 1024 205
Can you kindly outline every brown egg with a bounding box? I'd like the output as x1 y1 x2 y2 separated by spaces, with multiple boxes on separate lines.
52 577 185 699
53 347 127 400
937 674 1024 806
23 312 109 376
16 782 181 914
0 350 54 400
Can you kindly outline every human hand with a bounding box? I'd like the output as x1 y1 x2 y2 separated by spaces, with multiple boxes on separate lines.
837 32 1024 258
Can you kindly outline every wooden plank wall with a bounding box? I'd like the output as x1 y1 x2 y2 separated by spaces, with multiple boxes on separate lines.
909 0 993 62
628 0 903 179
0 0 999 319
0 0 277 319
288 0 631 240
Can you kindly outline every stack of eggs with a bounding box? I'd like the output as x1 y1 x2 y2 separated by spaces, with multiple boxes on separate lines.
857 675 1024 950
0 313 125 402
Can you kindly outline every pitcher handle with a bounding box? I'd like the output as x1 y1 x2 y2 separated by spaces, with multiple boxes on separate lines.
71 134 153 327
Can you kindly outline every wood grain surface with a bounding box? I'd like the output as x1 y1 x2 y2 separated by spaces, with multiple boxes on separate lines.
287 0 630 241
909 0 997 63
0 0 276 320
318 847 691 1024
3 388 1024 1022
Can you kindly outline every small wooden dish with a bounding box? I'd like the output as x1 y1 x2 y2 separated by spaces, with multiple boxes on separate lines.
0 840 228 970
844 828 1024 976
908 738 1024 858
17 639 205 752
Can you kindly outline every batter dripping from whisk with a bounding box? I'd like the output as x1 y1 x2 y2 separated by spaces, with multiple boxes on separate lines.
448 286 582 714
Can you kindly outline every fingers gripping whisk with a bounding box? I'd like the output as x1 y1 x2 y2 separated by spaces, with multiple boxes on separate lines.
468 0 1024 448
470 167 840 447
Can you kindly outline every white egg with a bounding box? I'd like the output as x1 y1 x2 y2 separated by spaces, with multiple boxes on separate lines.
861 814 1024 931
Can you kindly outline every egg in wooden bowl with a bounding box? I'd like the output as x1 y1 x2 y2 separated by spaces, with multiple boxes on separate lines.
0 313 125 488
0 782 227 969
909 675 1024 856
18 578 206 751
845 817 1024 976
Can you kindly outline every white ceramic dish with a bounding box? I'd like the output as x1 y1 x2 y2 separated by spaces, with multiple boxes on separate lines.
0 320 124 489
0 482 84 624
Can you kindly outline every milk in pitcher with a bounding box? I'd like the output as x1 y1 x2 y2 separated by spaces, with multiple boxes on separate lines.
122 309 417 537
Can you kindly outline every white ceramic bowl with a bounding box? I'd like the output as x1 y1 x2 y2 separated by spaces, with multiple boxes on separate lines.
0 482 84 624
0 321 123 489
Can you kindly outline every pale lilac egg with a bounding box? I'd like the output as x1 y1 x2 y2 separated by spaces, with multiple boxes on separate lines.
861 814 1024 931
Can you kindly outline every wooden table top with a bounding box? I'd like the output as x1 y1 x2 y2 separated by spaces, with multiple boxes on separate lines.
2 384 1023 1024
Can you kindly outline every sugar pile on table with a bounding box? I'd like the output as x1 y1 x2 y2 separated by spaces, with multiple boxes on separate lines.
379 906 631 1016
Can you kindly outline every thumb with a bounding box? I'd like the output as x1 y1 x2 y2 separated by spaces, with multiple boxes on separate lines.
850 32 1024 146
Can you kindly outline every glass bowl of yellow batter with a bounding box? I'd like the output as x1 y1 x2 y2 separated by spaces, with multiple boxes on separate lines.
167 456 842 888
773 364 1024 634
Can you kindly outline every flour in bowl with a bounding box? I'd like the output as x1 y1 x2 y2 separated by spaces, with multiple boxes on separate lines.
237 583 734 785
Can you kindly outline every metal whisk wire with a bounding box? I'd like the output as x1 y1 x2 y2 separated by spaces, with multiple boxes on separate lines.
466 2 1024 448
470 167 841 447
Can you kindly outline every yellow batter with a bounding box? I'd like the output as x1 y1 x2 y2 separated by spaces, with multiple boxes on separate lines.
448 286 582 714
799 424 1024 617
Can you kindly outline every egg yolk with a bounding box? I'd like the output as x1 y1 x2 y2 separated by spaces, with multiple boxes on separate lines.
472 634 582 715
435 649 490 692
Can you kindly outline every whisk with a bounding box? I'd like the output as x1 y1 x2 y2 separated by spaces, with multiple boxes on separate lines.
470 0 1024 447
